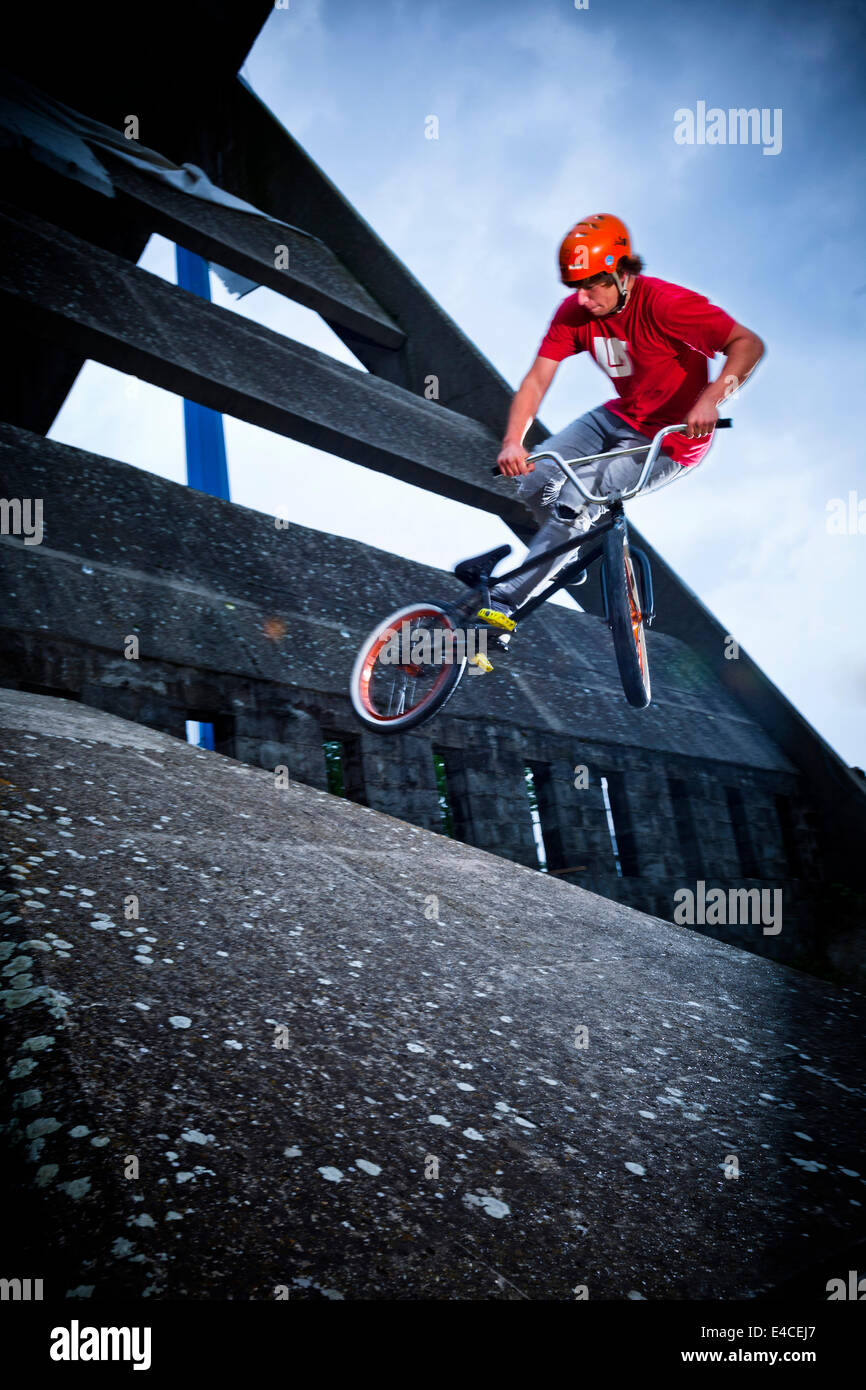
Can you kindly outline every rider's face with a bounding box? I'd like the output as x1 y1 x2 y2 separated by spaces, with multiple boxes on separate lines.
570 277 621 315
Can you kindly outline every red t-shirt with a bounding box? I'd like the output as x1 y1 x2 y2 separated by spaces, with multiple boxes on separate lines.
535 275 736 465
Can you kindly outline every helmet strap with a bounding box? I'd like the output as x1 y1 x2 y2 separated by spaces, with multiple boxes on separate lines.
612 271 630 311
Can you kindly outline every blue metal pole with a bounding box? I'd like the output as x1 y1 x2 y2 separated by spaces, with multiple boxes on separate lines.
175 245 230 500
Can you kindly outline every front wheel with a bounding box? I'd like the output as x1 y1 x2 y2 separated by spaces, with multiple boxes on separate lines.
349 602 468 733
602 526 651 708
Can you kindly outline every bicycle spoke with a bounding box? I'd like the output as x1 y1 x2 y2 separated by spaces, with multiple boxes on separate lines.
394 675 408 717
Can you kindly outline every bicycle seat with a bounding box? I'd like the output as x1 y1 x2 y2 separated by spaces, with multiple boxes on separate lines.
453 544 512 588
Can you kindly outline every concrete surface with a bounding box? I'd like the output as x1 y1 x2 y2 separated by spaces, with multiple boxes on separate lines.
1 689 864 1300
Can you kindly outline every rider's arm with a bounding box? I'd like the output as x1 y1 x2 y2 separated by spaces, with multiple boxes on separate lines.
684 323 765 437
498 356 559 475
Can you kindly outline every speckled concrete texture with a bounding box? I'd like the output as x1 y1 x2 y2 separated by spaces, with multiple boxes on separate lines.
1 689 864 1300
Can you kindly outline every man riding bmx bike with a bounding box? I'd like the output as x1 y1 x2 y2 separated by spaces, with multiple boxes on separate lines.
482 213 764 640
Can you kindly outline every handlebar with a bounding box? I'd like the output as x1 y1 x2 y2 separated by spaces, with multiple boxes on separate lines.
491 418 732 505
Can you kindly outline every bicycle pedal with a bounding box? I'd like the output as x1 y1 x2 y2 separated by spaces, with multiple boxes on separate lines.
468 652 494 673
476 607 516 631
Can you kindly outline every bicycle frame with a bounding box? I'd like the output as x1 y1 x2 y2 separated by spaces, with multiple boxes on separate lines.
472 420 729 622
467 423 680 618
491 514 615 624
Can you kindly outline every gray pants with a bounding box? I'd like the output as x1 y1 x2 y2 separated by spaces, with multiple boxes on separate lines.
490 405 682 610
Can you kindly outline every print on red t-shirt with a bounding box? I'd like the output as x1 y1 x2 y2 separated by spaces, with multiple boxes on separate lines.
535 275 736 465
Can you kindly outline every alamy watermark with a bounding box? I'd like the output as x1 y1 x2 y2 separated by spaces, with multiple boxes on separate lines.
49 1321 151 1370
826 1270 866 1299
0 1276 43 1299
0 498 43 545
826 491 865 534
674 102 782 156
378 621 490 672
673 880 782 935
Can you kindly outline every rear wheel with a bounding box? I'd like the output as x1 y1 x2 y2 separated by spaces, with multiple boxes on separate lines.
349 602 468 732
602 526 651 708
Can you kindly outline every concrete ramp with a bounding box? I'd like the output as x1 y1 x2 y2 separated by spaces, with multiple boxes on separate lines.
1 689 864 1300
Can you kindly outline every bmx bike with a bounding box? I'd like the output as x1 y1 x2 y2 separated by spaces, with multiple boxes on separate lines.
349 419 731 732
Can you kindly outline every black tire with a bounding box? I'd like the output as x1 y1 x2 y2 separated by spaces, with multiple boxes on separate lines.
602 525 651 708
349 601 468 733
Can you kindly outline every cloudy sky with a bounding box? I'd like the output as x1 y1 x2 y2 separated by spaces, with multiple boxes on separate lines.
49 0 866 766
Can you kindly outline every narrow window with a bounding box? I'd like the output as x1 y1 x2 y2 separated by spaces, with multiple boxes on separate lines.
321 732 366 804
185 711 234 755
668 776 703 878
186 719 215 750
526 760 572 872
432 749 455 838
523 766 548 871
432 745 473 844
604 771 640 876
725 785 760 878
773 794 800 876
599 776 623 878
323 738 346 797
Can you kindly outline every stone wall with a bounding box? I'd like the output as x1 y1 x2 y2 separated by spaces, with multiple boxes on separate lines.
0 422 856 982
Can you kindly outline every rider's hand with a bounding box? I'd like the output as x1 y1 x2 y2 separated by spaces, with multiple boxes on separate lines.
496 440 534 476
683 398 719 439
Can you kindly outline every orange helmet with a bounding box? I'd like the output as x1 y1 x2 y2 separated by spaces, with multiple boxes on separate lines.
558 213 633 286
